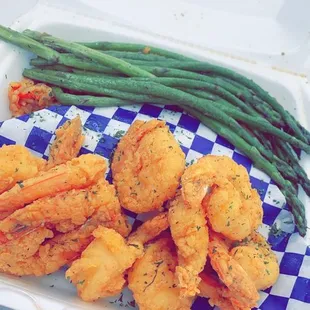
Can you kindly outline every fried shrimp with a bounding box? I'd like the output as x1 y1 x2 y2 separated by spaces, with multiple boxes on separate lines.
128 237 193 310
203 180 262 241
0 227 53 269
0 179 130 240
0 179 130 277
90 182 131 238
65 213 168 302
168 192 208 297
230 232 279 290
0 221 95 276
0 144 46 195
66 226 143 301
127 212 169 244
199 272 248 310
182 155 263 240
47 116 85 169
0 154 107 219
208 232 259 309
112 119 185 213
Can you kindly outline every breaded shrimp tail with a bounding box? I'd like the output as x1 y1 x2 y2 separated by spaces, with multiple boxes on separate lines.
0 227 53 269
199 272 247 310
0 154 107 219
208 232 259 309
127 212 169 244
168 192 209 297
0 144 46 194
0 222 95 276
47 116 85 169
230 232 279 290
0 179 130 239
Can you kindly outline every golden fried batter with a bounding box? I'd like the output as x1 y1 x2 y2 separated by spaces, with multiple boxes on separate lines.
208 232 259 309
65 213 168 301
0 227 53 267
0 177 130 277
127 212 169 244
0 179 130 239
0 222 95 276
230 232 279 290
128 237 193 310
0 154 107 219
112 119 185 213
66 226 143 301
199 272 247 310
0 144 46 195
168 192 208 297
47 116 85 169
182 155 263 241
0 182 130 277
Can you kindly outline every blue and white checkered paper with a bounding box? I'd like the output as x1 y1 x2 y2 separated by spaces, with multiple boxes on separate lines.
0 104 309 310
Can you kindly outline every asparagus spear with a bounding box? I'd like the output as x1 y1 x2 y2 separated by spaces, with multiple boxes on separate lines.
148 59 308 142
146 77 285 129
19 27 310 140
76 41 190 60
276 141 310 196
29 56 285 127
28 55 297 135
25 68 310 154
147 76 259 116
127 57 310 142
30 56 120 74
150 67 283 122
29 58 294 133
52 86 173 105
298 124 310 144
29 57 283 125
0 27 124 76
217 77 284 126
23 68 278 154
180 88 220 101
24 30 188 60
286 122 310 145
184 87 287 155
101 51 170 61
247 133 299 186
0 25 60 61
223 77 309 146
209 100 310 153
36 64 123 77
22 30 154 78
271 140 299 193
184 89 278 158
52 87 136 106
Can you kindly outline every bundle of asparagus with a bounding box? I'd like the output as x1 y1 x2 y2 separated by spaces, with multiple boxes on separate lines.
0 25 309 235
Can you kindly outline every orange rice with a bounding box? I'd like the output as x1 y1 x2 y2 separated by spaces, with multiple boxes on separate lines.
8 78 55 117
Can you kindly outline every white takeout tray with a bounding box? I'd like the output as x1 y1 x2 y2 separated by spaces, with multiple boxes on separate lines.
0 1 310 309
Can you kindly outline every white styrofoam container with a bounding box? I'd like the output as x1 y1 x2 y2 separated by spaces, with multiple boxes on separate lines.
0 1 309 309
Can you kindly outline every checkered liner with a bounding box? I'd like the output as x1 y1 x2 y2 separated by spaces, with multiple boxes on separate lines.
0 104 309 310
